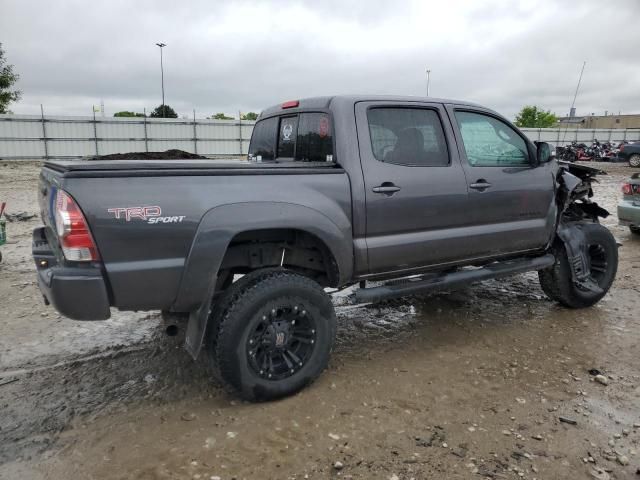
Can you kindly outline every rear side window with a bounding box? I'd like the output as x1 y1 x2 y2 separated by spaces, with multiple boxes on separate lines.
248 116 278 161
367 108 449 166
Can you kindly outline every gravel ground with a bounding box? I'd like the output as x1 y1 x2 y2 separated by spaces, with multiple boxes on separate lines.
1 161 639 480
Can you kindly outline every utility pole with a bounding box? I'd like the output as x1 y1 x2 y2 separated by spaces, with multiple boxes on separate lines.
156 43 166 117
426 69 431 97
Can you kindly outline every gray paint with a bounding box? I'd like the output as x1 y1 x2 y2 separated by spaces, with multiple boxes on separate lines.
36 95 561 317
54 170 352 310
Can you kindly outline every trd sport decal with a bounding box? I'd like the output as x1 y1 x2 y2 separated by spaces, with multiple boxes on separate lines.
107 206 185 224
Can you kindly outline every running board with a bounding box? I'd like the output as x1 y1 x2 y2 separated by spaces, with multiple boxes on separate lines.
355 254 555 304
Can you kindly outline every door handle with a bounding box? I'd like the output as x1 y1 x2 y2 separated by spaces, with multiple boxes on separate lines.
469 180 492 191
372 183 401 195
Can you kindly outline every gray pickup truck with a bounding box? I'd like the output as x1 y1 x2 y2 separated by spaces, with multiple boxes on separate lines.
33 95 618 400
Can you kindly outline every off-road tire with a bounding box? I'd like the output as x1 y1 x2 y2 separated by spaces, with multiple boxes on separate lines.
204 268 282 380
539 223 617 308
207 269 336 401
629 154 640 168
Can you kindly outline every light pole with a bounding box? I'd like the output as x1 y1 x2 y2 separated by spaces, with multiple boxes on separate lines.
426 69 431 97
156 42 166 117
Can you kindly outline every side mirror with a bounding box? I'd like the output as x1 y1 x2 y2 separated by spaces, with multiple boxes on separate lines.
535 141 552 164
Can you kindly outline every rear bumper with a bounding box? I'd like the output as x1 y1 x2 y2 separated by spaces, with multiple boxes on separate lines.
618 201 640 227
33 227 111 320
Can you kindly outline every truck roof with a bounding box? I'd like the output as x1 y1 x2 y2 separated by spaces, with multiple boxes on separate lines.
259 95 486 119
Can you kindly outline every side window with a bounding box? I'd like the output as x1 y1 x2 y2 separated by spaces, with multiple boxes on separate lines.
277 116 298 158
248 116 277 161
367 108 449 166
454 111 530 166
295 113 333 162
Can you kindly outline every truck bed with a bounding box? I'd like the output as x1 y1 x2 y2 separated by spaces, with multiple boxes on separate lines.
37 158 353 313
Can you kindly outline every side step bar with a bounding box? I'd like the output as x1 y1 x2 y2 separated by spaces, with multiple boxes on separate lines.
355 254 555 303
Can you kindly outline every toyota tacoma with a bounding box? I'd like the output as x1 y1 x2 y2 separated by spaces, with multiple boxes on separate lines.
33 95 618 400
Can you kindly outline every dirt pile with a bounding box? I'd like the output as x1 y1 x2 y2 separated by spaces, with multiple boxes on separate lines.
91 149 207 160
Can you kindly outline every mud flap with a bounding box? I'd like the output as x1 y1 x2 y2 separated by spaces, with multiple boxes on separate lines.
184 278 217 360
556 223 603 294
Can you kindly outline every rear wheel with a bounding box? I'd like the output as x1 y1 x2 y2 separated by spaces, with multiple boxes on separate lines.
630 225 640 235
207 270 336 401
629 154 640 168
539 223 617 308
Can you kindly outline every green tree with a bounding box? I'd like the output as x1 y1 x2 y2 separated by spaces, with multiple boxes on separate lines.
0 43 21 114
114 111 146 117
150 104 178 118
210 112 234 120
241 112 258 121
514 106 558 128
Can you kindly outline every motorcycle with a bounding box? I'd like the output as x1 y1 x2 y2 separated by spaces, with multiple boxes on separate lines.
557 141 578 162
600 141 616 161
574 142 592 161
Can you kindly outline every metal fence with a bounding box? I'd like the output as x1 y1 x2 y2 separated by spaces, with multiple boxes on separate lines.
1 112 639 161
520 127 640 147
0 113 256 160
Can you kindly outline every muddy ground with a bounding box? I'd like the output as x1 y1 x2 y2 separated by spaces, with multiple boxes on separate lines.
1 161 639 480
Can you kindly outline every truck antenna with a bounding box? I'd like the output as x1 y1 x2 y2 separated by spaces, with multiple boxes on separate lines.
562 61 586 143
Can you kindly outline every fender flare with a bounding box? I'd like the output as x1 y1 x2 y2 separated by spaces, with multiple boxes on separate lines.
174 201 353 359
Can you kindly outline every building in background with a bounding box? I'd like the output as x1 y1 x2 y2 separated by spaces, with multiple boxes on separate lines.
558 113 640 129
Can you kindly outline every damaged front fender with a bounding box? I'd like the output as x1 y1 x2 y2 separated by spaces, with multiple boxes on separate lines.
553 162 610 294
557 162 609 220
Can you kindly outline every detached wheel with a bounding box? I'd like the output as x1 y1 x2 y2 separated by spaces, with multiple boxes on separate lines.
539 223 617 308
629 154 640 168
208 270 336 401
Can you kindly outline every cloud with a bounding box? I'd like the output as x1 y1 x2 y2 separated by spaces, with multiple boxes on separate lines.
2 0 639 119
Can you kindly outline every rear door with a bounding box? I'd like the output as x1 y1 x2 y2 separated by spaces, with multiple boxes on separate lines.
355 101 471 275
447 106 557 256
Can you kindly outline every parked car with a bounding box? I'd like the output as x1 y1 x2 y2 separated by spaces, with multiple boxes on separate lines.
619 173 640 234
32 95 618 400
615 141 640 167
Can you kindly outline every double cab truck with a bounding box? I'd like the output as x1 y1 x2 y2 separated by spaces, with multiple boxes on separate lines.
33 95 618 400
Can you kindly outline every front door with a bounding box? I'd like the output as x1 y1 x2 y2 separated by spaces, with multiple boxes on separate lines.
447 107 557 257
355 101 471 275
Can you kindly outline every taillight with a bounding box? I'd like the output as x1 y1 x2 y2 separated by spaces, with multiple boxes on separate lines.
281 100 299 109
622 183 632 196
620 144 624 152
54 190 99 261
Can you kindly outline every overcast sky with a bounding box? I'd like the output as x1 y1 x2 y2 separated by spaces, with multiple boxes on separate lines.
2 0 639 120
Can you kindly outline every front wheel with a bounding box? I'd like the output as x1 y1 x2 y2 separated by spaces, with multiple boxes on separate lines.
629 154 640 168
539 223 618 308
208 270 336 401
630 225 640 235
